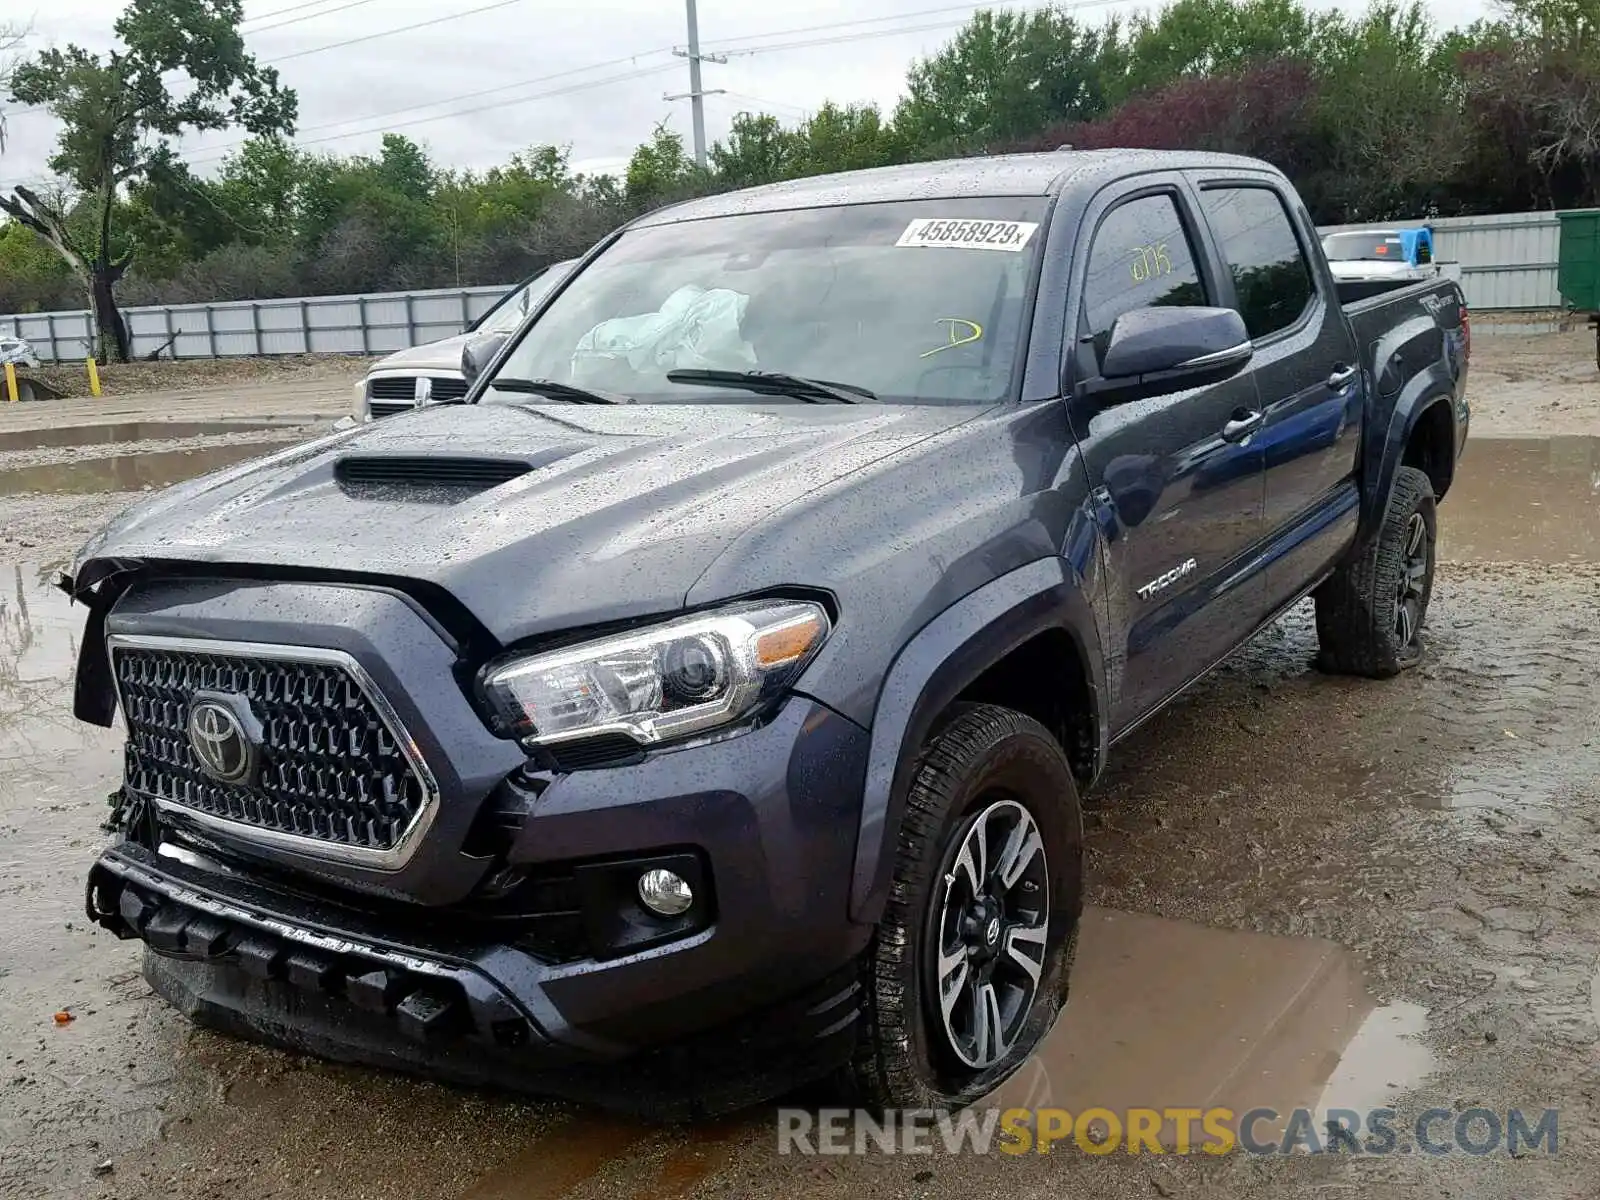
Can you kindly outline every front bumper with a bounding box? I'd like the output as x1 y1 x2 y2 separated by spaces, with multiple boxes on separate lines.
88 838 867 1114
86 576 877 1110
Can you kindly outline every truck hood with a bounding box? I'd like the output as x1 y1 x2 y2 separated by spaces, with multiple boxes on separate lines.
368 333 473 375
73 401 977 642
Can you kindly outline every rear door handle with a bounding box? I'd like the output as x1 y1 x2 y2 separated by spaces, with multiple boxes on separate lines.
1221 409 1264 443
1327 364 1359 390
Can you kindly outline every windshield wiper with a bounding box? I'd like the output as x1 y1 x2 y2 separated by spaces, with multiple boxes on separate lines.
487 378 631 405
665 369 873 404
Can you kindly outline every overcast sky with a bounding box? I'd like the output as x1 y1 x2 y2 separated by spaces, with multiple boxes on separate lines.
1 0 1491 190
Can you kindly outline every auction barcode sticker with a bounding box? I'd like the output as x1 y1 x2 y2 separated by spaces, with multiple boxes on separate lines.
896 218 1040 252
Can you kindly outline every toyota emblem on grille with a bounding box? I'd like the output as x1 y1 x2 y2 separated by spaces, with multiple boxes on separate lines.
186 698 258 785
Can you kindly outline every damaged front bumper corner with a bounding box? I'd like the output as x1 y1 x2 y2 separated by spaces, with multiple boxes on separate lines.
85 840 866 1114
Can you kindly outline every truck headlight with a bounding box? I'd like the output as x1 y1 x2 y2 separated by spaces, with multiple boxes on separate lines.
352 379 369 421
480 600 830 748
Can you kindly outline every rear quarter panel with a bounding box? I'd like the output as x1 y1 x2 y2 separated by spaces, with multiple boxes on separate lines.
1346 280 1469 525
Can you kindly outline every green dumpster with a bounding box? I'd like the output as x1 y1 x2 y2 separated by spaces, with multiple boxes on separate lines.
1557 208 1600 368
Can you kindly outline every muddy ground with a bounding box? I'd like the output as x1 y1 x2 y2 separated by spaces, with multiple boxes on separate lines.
18 355 371 403
1 330 1597 1199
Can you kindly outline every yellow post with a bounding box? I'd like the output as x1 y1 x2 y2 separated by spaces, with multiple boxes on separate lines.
86 357 102 397
3 361 16 403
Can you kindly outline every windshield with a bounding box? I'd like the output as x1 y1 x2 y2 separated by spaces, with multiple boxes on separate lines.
481 198 1048 405
1322 232 1407 263
477 261 577 335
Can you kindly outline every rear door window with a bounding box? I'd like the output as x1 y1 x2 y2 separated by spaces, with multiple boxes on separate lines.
1199 187 1315 340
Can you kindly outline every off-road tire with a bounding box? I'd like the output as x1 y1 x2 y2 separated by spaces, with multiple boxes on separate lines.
846 703 1083 1110
1314 465 1438 678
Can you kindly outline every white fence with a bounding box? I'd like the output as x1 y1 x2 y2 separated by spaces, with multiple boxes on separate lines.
0 209 1576 362
0 283 512 364
1317 210 1564 311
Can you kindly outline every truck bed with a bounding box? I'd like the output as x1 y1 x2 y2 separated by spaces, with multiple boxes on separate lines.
1341 275 1466 354
1335 264 1463 310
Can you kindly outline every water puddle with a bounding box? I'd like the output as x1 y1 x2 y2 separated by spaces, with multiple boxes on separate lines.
456 910 1429 1195
981 908 1432 1127
1445 435 1600 562
0 440 286 495
1 562 88 708
0 419 292 453
0 562 112 799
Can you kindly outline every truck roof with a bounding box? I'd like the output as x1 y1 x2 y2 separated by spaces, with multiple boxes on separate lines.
635 149 1278 226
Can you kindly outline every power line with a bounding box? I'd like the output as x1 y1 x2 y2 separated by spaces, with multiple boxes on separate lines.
0 0 419 123
718 91 810 117
703 0 1119 51
0 0 530 127
268 0 531 62
181 47 676 158
705 2 1024 49
243 0 350 22
719 0 1127 60
246 0 384 35
722 20 995 59
181 61 681 166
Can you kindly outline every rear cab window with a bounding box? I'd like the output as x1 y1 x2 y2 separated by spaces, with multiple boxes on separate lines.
1199 186 1316 340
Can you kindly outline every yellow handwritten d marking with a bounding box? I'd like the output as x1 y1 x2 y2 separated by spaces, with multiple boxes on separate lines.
920 317 983 358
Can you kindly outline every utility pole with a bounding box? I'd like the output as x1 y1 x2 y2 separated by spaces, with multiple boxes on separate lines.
666 0 726 169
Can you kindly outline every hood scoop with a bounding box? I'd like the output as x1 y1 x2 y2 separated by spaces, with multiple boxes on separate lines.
334 454 533 500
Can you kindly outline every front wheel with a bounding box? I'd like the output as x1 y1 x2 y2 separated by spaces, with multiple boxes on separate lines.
848 703 1083 1109
1314 464 1438 677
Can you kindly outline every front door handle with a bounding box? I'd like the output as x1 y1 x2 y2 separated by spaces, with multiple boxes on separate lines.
1327 364 1359 390
1221 409 1264 443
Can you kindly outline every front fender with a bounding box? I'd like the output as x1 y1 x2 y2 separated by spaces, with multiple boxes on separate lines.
847 557 1107 925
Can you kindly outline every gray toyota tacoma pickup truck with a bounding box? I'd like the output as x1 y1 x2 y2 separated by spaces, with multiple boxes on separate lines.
67 150 1468 1116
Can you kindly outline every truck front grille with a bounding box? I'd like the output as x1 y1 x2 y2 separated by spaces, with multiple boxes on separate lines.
366 376 468 419
368 378 418 401
367 377 417 419
111 640 435 865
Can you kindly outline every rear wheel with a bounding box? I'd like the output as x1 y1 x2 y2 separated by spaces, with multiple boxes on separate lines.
1314 464 1437 677
849 703 1083 1109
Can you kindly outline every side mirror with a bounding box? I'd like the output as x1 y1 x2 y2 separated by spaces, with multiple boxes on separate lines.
1100 306 1251 380
1085 306 1252 404
460 332 510 386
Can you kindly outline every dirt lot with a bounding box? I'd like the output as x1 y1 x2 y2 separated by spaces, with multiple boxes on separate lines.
15 354 371 404
1462 326 1600 437
0 330 1596 1200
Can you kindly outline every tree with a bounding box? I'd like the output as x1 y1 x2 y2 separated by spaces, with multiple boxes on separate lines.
1108 0 1342 102
791 102 901 175
1495 0 1600 202
0 0 294 360
710 112 801 188
895 8 1121 155
0 216 77 313
625 122 701 209
1309 2 1470 221
1022 59 1323 179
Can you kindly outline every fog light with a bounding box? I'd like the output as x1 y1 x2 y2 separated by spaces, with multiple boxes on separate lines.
637 868 694 916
